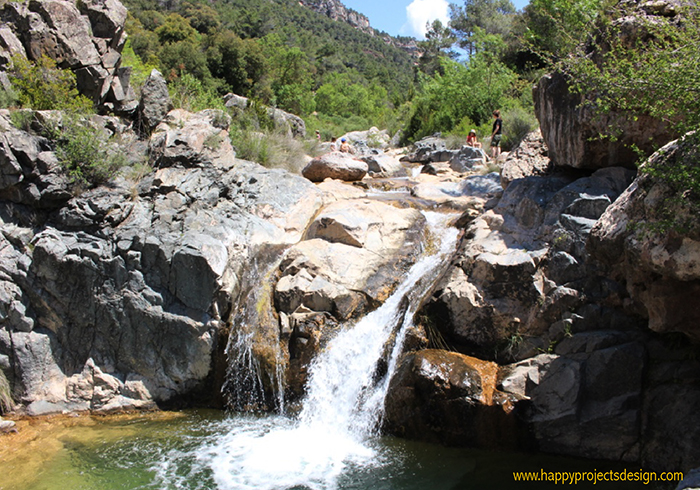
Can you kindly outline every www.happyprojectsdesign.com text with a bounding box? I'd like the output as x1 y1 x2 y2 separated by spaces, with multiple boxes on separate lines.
513 469 683 485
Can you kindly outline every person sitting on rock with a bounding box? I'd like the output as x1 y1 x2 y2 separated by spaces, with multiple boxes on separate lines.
466 129 482 149
339 138 353 153
330 137 338 151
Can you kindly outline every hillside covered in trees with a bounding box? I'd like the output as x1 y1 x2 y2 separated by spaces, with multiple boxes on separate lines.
2 0 698 156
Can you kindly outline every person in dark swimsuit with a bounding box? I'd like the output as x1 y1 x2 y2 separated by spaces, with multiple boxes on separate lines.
491 109 502 160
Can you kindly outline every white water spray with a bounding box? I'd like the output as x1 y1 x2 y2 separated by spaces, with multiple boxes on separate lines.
197 213 459 490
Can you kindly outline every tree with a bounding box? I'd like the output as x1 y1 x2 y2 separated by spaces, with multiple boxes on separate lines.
155 13 199 44
206 31 266 97
403 55 517 141
417 19 457 76
268 46 316 115
180 1 221 34
523 0 605 63
554 3 700 135
449 0 516 56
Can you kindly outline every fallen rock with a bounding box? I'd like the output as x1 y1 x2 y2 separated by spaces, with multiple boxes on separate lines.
302 152 368 182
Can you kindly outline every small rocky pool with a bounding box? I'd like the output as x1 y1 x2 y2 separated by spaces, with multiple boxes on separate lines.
1 410 675 490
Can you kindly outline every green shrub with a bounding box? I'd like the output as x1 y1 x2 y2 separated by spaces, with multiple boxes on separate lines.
0 85 18 109
121 39 159 97
9 55 92 111
169 72 226 112
231 128 308 172
9 110 35 131
501 105 538 151
44 116 126 188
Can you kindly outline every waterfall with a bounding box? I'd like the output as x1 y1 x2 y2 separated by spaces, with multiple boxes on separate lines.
199 212 459 490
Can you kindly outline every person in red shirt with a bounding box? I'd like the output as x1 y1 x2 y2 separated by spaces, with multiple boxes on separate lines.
466 129 482 148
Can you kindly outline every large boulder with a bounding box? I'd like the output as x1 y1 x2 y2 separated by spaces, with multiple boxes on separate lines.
139 69 173 132
533 0 685 170
301 152 368 182
589 133 700 339
149 108 232 166
383 349 518 448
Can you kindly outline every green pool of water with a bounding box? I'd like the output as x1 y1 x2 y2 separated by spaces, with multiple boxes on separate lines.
0 410 678 490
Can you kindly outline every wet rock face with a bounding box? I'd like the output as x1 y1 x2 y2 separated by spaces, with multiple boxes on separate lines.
0 0 134 111
383 350 519 448
0 108 324 413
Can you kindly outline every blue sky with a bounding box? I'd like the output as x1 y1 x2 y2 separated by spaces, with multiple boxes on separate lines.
341 0 530 38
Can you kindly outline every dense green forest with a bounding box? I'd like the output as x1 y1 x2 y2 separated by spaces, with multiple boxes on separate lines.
122 0 417 138
118 0 547 145
2 0 699 154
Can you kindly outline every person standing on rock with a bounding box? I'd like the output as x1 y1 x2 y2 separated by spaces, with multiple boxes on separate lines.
490 110 503 160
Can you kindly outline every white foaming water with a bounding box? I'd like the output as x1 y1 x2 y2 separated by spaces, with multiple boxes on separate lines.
194 212 459 490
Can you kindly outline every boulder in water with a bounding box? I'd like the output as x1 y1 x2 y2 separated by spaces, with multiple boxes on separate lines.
383 349 518 448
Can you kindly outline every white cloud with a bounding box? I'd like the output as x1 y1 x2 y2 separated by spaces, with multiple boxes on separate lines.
401 0 450 39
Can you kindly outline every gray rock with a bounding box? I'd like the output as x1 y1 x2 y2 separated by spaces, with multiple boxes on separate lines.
0 107 326 412
362 154 403 176
139 69 172 131
534 70 677 169
449 146 486 172
403 135 447 163
1 0 131 107
677 469 700 490
589 134 700 339
0 417 17 433
25 399 66 416
78 0 127 40
500 129 551 189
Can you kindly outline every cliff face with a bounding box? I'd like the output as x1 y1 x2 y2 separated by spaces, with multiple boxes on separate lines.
301 0 373 35
0 0 136 113
299 0 420 57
